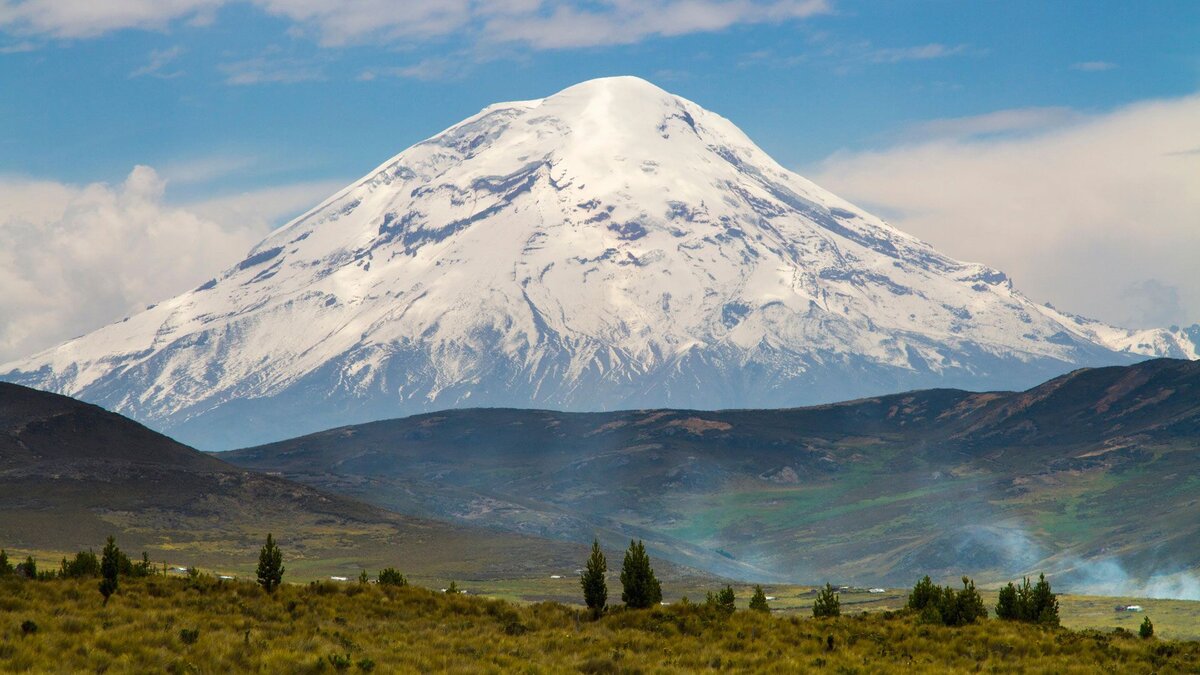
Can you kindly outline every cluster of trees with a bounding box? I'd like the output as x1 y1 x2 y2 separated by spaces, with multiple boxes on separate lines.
580 539 775 616
579 539 663 613
995 574 1060 626
907 576 987 626
1 539 154 594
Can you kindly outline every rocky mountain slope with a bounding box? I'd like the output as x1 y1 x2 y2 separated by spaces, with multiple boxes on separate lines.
4 77 1195 449
224 358 1200 592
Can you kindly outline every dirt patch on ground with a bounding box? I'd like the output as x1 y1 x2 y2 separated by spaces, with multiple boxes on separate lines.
668 418 733 434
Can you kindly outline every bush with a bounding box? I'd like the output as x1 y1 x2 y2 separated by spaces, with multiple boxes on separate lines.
0 549 12 576
327 653 352 671
748 585 769 613
377 568 407 587
812 584 840 618
20 620 37 636
619 540 662 609
179 628 200 645
1140 616 1154 639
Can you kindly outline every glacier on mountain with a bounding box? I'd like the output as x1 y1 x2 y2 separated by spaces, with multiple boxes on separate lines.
3 77 1196 449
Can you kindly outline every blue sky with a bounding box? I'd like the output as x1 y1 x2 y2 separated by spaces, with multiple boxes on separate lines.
2 1 1196 188
0 0 1198 360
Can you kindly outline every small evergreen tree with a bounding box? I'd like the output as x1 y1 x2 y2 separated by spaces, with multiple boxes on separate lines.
620 540 662 609
995 573 1059 626
1139 616 1154 639
0 550 13 575
60 550 101 578
812 583 840 618
580 539 608 614
377 568 407 586
358 570 370 584
256 533 284 593
995 581 1018 620
99 536 120 604
16 556 36 579
907 576 941 612
1031 573 1059 626
749 585 769 613
446 581 460 594
937 577 987 626
705 585 736 615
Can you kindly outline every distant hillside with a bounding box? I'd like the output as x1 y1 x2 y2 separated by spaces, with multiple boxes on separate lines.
0 383 589 580
224 358 1200 590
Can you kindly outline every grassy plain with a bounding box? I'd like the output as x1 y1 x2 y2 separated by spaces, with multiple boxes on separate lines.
2 574 1199 673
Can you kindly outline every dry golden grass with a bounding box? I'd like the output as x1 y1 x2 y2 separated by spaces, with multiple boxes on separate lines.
1 575 1198 673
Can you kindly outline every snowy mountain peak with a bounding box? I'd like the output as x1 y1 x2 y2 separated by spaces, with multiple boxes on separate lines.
3 78 1194 449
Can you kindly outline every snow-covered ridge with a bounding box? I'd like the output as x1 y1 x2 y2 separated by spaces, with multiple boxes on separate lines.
3 76 1194 449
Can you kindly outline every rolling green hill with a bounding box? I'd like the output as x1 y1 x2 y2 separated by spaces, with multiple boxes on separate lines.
0 382 592 581
223 358 1200 589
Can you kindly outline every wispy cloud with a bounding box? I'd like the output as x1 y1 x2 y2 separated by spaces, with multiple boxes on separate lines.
1071 60 1117 72
905 107 1082 141
0 0 831 49
866 42 969 64
219 55 325 85
129 45 185 78
357 56 471 82
814 94 1200 328
0 40 36 53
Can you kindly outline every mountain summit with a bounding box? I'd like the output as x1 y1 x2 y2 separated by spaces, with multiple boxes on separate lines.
4 77 1195 448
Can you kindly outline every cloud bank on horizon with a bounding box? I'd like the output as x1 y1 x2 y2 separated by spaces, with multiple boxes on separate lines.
815 94 1200 332
0 0 1196 361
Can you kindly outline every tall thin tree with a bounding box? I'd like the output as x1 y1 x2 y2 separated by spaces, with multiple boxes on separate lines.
580 539 608 615
256 533 284 593
99 536 119 604
619 539 662 609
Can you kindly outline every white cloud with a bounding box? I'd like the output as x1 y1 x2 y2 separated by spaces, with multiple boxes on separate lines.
0 166 331 361
905 107 1082 141
0 0 222 39
129 45 185 78
218 55 325 85
481 0 830 49
0 0 830 49
814 94 1200 329
866 42 968 64
181 178 347 230
1071 61 1117 72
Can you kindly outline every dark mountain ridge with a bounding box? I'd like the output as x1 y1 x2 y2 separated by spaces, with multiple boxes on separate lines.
223 359 1200 588
0 382 588 580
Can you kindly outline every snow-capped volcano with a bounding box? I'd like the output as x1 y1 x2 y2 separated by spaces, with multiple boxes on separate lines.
4 77 1196 449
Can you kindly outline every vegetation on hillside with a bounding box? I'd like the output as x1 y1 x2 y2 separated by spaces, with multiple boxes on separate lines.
1 572 1197 673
